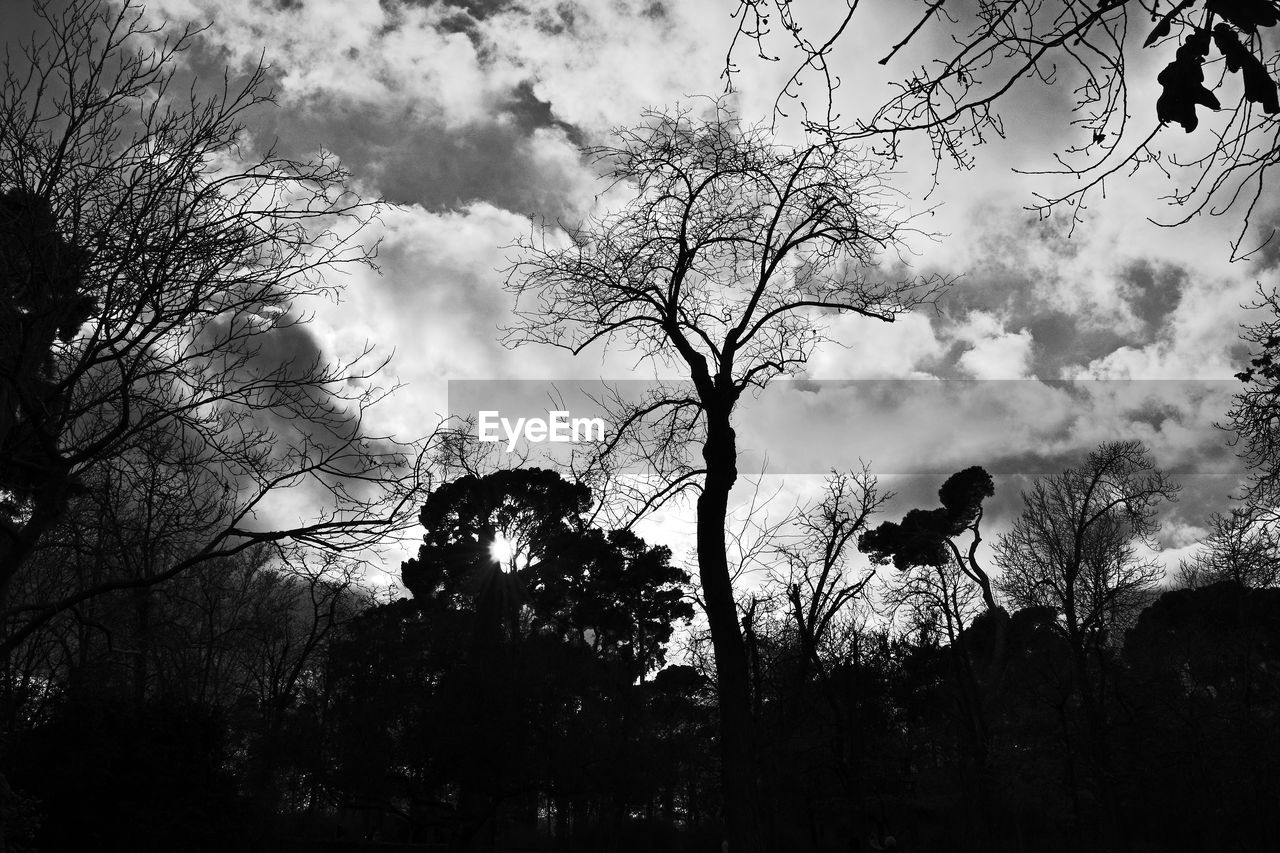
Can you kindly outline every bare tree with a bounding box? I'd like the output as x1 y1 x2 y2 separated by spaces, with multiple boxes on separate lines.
997 441 1177 651
1176 504 1280 588
725 1 1280 254
505 101 945 853
0 0 430 652
774 467 887 684
1226 283 1280 513
995 439 1177 848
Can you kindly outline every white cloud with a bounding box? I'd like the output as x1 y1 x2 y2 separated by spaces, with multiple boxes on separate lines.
147 0 726 140
807 311 944 379
950 311 1034 379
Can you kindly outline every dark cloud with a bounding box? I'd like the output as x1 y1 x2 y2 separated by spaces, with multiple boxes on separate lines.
380 0 515 56
1118 259 1184 335
248 86 585 216
533 2 582 36
937 216 1070 319
640 1 668 20
390 0 515 20
506 79 583 144
190 309 374 461
1228 338 1254 371
920 211 1200 378
141 0 589 217
918 340 968 379
243 314 329 378
1024 311 1129 378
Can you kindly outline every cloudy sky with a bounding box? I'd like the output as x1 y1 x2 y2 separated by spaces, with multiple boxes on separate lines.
17 0 1273 584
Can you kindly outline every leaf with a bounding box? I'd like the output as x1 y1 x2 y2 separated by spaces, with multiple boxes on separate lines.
1206 0 1280 34
1186 27 1213 56
1242 52 1280 112
1145 0 1197 48
1214 23 1249 71
1157 45 1222 131
1214 24 1280 112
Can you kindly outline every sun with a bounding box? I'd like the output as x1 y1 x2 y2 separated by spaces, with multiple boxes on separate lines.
488 533 523 573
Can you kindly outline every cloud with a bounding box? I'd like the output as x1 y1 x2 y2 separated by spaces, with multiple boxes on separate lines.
143 0 725 220
806 312 945 379
949 311 1034 379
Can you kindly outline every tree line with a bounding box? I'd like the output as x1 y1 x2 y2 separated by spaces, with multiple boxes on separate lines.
4 457 1279 853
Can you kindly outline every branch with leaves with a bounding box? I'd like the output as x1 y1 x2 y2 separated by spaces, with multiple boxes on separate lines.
726 0 1280 255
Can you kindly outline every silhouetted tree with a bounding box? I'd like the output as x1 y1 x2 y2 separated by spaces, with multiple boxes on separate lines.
1227 283 1280 515
505 101 945 853
0 0 424 658
859 466 1004 842
1176 504 1280 588
861 466 999 612
403 468 593 642
775 467 888 684
996 439 1177 849
997 442 1177 649
0 189 93 515
394 468 693 852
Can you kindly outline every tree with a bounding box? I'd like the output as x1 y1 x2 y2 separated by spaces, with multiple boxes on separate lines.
995 439 1177 848
858 466 1004 842
776 467 888 685
403 467 593 642
397 468 693 852
860 466 999 614
506 102 945 853
1176 505 1280 588
725 0 1280 253
403 467 691 672
0 0 426 653
0 539 367 846
997 442 1177 652
1226 283 1280 517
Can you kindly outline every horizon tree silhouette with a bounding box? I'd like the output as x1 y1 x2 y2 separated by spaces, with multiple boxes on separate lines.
996 439 1178 849
504 101 946 853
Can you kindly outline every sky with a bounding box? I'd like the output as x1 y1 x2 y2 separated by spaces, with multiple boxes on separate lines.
8 0 1273 588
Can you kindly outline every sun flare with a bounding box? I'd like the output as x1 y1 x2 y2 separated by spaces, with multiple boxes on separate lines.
489 533 519 572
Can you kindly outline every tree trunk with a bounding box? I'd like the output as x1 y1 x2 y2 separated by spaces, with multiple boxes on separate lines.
697 411 766 853
1071 642 1127 853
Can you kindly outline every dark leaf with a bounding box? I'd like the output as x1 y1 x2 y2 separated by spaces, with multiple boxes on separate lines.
1156 45 1221 131
1242 52 1280 112
1206 0 1280 34
1214 23 1249 71
1145 0 1197 48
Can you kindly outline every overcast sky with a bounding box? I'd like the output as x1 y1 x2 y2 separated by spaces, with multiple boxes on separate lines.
13 0 1273 585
